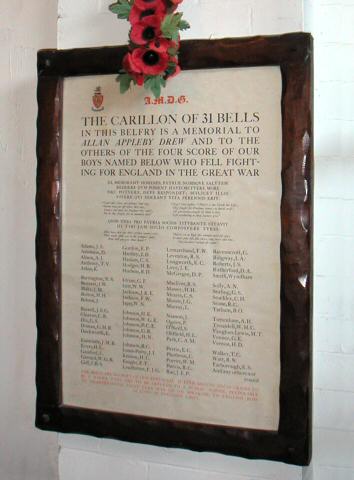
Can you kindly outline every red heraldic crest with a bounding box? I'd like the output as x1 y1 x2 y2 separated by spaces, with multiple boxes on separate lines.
92 87 104 111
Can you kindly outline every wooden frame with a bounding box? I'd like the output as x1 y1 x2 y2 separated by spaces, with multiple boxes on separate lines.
36 32 313 465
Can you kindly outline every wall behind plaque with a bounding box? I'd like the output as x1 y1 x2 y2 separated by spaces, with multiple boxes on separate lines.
57 1 304 480
0 1 58 480
310 0 354 479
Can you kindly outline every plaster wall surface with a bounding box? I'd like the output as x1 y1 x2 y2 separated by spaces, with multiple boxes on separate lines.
0 1 58 480
310 0 354 479
58 0 303 48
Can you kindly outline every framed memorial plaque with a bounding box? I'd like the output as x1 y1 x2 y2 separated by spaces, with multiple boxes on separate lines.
36 33 313 465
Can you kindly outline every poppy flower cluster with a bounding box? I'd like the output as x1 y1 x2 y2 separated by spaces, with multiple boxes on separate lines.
109 0 189 97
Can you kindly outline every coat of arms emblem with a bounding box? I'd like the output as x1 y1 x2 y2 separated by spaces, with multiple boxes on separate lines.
92 87 104 111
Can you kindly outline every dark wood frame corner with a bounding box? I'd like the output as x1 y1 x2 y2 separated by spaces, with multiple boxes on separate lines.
36 32 313 466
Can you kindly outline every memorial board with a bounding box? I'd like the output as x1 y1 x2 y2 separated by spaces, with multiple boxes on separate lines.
36 33 313 465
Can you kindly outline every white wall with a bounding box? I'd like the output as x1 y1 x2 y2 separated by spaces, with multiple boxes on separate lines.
311 0 354 479
57 1 305 479
0 1 58 480
58 0 303 48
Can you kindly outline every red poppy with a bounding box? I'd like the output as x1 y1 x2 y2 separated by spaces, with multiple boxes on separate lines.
130 15 162 46
134 0 166 11
131 48 169 75
122 52 145 85
129 0 166 25
123 52 142 73
149 37 174 53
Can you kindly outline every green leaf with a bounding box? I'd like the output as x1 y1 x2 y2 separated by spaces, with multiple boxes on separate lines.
144 75 165 99
109 3 120 13
179 20 190 31
165 64 177 76
167 47 178 56
144 76 153 86
109 0 131 19
150 82 161 99
161 13 182 40
117 73 133 94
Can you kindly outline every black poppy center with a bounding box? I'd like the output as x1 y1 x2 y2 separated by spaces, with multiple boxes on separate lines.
140 8 155 19
143 0 155 3
143 50 159 66
142 26 156 41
